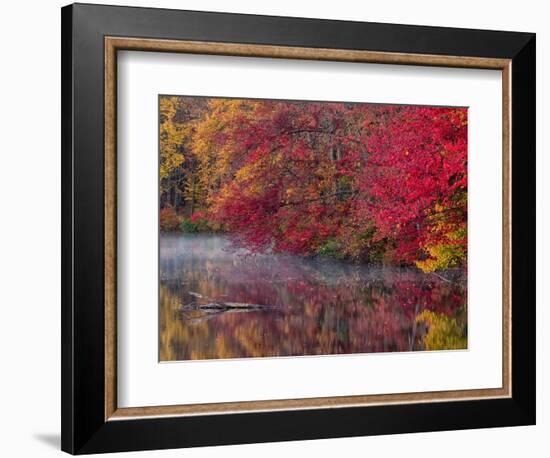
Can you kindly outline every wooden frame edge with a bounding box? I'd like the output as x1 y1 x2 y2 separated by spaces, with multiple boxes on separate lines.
105 38 117 420
502 61 512 401
105 37 510 69
104 36 512 421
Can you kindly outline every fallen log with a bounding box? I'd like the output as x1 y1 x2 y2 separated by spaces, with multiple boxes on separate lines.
181 301 268 312
177 300 274 325
178 307 253 325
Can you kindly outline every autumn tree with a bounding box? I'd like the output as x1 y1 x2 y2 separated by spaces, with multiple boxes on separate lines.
362 105 467 269
159 96 208 216
160 96 467 272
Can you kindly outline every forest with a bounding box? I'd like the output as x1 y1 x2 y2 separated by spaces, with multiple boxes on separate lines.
159 95 467 273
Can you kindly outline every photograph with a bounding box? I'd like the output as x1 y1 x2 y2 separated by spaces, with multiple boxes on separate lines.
159 95 469 361
0 0 540 456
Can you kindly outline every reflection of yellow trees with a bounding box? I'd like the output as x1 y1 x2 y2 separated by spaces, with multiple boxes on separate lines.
415 310 467 351
160 281 466 361
159 234 467 361
161 287 241 360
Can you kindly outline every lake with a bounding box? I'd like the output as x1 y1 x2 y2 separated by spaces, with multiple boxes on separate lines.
160 233 466 361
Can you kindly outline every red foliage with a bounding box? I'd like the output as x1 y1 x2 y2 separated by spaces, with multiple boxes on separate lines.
190 211 205 223
196 100 467 265
358 106 468 262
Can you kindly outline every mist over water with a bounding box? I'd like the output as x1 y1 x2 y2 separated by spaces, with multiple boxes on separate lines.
160 233 466 361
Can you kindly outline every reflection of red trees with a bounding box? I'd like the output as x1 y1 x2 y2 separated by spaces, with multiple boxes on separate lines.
160 236 465 360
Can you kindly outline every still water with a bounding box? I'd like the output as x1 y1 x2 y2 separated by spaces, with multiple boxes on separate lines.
160 233 466 361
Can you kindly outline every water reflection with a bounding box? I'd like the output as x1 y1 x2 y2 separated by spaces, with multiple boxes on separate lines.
160 233 467 361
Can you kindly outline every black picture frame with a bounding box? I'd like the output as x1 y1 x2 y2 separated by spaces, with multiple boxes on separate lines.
61 3 535 454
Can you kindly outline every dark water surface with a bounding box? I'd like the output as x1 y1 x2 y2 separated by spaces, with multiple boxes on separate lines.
160 233 466 361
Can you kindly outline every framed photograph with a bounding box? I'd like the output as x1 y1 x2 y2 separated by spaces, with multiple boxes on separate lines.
61 3 536 454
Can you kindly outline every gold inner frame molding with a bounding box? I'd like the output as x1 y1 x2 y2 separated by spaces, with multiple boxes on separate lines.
104 36 512 421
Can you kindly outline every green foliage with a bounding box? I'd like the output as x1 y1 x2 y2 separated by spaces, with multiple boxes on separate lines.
363 230 389 263
416 310 467 350
341 226 389 263
179 217 210 233
179 219 199 233
317 239 345 259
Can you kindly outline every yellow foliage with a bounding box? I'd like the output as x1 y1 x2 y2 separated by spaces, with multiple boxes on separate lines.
416 310 467 351
416 238 466 273
159 97 188 179
192 99 265 201
416 197 467 272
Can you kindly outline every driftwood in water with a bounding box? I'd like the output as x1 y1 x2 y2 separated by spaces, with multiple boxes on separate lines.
178 302 271 325
177 291 272 324
181 301 268 312
178 307 251 325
